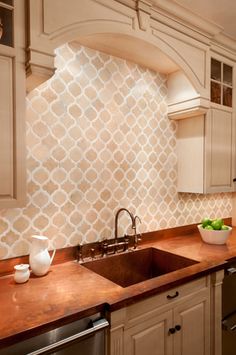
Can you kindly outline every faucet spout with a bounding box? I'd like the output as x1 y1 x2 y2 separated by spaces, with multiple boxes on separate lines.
115 208 135 243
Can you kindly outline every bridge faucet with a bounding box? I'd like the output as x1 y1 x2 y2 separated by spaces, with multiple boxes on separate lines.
114 208 135 244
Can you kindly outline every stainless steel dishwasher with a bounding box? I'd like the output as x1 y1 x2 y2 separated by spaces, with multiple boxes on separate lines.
222 261 236 355
0 312 109 355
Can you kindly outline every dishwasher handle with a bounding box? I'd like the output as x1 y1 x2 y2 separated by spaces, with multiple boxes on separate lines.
28 318 109 355
222 320 236 331
226 267 236 275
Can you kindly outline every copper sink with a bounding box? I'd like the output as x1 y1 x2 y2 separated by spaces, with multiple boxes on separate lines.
82 247 198 288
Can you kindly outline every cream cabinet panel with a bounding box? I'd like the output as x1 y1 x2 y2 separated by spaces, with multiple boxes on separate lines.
173 52 235 194
124 310 172 355
109 276 214 355
0 0 26 207
0 55 13 197
205 107 233 192
177 115 204 193
176 108 234 194
173 292 210 355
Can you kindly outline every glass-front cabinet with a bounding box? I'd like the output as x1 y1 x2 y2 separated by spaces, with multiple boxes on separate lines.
175 55 235 194
0 0 13 47
211 58 233 108
207 56 235 193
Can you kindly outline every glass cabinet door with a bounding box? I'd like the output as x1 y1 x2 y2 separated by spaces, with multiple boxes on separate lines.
211 59 221 81
210 58 233 108
0 1 13 47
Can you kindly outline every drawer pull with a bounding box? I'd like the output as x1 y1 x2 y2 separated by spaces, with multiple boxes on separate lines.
175 324 181 331
169 327 176 334
167 291 179 299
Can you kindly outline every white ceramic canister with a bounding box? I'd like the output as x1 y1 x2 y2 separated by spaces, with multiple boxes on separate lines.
29 235 56 276
14 264 30 283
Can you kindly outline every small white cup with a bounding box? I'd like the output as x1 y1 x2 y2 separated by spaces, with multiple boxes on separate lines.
14 264 30 284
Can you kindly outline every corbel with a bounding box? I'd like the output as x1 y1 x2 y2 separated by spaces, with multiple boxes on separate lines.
136 0 152 31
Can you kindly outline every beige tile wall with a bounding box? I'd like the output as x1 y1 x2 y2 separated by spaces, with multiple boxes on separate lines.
0 42 232 259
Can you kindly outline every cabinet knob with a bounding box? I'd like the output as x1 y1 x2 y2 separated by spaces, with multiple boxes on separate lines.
169 327 176 334
175 324 181 331
167 291 179 299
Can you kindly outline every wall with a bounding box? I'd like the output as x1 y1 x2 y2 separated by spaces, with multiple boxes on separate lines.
0 43 232 259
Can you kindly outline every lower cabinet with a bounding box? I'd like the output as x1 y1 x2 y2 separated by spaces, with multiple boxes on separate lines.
173 293 209 355
109 272 224 355
124 309 172 355
124 290 209 355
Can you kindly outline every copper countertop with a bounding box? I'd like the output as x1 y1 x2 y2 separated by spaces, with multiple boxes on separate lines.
1 225 236 347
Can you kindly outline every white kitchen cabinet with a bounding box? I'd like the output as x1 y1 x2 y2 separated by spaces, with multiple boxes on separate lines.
0 0 26 207
205 107 234 193
109 276 215 355
176 106 234 193
173 292 209 355
124 310 172 355
172 54 235 194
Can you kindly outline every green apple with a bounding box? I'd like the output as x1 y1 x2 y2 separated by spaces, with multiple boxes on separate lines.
201 218 212 228
211 219 223 230
205 225 214 230
221 225 229 230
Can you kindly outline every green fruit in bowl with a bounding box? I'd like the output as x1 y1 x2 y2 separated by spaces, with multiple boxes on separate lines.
201 218 212 228
204 225 214 230
221 225 229 230
211 219 223 230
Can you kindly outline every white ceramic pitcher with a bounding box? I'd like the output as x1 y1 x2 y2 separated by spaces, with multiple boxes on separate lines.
29 235 56 276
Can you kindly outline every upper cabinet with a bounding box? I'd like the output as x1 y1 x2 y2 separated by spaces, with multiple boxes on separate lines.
211 58 233 107
171 53 235 194
0 0 26 207
0 0 13 47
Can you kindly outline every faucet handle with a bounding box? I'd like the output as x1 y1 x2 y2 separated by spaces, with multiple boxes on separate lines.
123 234 130 252
102 239 109 257
90 248 95 260
77 244 84 263
137 233 142 243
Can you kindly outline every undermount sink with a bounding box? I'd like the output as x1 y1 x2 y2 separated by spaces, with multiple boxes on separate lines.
82 247 198 288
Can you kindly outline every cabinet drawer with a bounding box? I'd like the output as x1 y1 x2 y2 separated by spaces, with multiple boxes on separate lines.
126 276 209 326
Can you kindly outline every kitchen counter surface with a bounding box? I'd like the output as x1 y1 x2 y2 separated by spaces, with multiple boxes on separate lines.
1 224 236 348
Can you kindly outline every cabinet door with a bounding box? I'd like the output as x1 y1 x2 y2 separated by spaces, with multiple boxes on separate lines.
173 291 210 355
124 310 172 355
205 107 234 193
0 55 13 197
177 115 204 193
0 0 26 207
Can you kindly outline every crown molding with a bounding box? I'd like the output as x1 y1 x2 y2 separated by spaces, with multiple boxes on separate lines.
212 34 236 59
115 0 236 52
114 0 136 9
149 0 223 38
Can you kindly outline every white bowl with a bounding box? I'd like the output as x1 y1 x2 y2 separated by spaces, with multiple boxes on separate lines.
197 224 232 245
